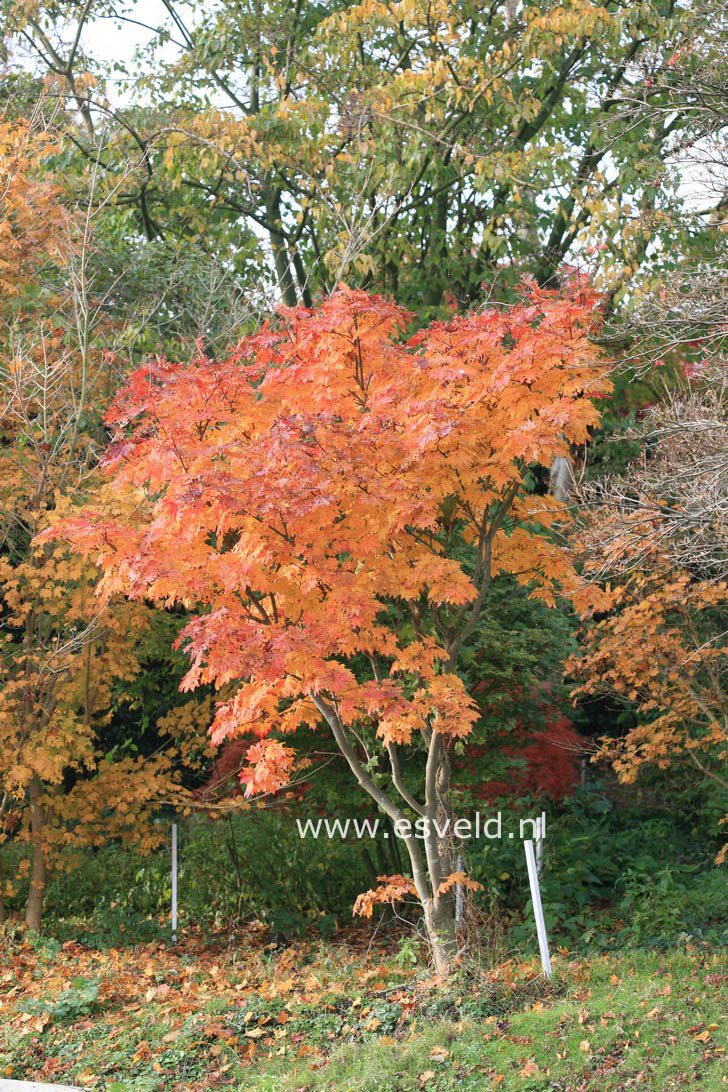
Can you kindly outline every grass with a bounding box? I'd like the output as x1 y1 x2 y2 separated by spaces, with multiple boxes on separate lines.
237 947 728 1091
0 922 725 1091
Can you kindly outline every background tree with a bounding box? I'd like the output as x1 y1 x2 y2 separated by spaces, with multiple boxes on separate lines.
0 102 187 929
1 0 711 311
571 564 728 835
570 2 728 862
580 0 728 574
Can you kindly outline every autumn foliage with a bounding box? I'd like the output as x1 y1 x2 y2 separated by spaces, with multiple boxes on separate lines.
571 561 728 862
52 281 609 969
0 110 180 928
464 714 585 805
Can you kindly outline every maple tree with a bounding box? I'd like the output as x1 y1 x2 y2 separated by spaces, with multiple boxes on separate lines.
463 704 585 805
50 279 609 970
570 382 728 861
571 564 728 864
571 367 728 865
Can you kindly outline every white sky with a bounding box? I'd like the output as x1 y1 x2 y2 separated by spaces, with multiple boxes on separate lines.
81 1 184 101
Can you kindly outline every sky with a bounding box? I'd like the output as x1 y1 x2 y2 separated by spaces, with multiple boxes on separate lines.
81 1 183 102
8 1 185 105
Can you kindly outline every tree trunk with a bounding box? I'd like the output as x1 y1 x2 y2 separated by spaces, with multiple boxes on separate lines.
25 775 46 932
549 453 574 502
311 693 461 974
420 801 460 974
423 893 458 975
0 845 5 924
425 186 450 308
263 184 297 307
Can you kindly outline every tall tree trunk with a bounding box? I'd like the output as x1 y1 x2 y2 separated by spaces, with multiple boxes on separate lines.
425 186 450 308
263 184 297 307
419 738 459 973
423 892 457 974
549 453 574 502
25 775 46 932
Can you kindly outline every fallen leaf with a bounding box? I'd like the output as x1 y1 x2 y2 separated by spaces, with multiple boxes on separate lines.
519 1060 539 1077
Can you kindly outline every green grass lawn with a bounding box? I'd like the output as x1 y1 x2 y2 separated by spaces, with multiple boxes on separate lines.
238 947 727 1092
1 925 725 1091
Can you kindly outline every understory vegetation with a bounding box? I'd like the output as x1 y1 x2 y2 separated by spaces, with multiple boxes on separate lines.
1 779 726 1088
3 779 726 954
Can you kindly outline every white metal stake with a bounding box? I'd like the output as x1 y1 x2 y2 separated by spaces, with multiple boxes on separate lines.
524 838 552 979
535 812 544 877
171 822 178 942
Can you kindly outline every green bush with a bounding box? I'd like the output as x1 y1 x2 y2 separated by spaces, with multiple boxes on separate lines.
466 781 727 952
5 808 373 944
616 865 728 947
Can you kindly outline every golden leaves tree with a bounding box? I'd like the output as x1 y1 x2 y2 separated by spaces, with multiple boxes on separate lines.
0 108 177 929
573 567 728 810
570 11 728 861
571 376 728 865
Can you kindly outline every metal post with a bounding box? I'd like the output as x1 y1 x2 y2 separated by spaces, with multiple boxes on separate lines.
171 822 178 942
524 838 552 979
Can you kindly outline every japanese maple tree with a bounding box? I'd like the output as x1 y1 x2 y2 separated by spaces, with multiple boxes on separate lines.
54 281 609 970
